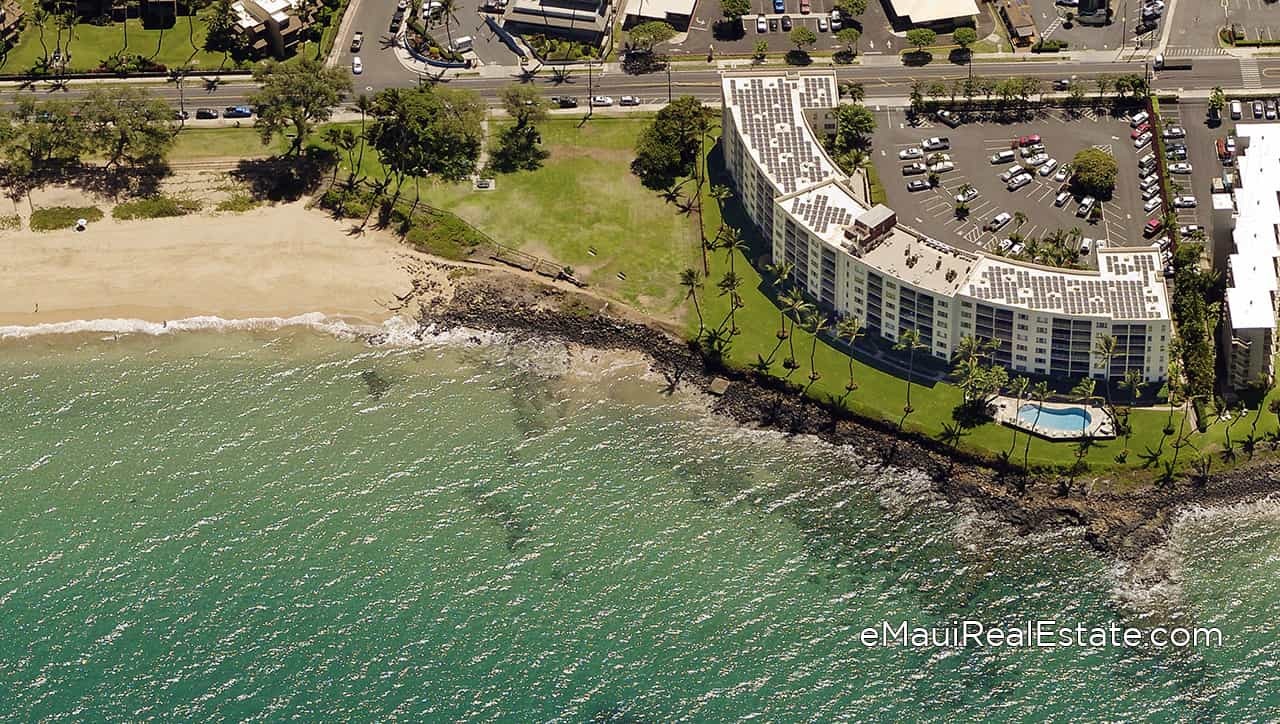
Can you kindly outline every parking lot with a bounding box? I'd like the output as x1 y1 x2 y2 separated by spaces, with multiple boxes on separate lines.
1031 0 1158 51
1164 0 1229 50
1150 101 1209 241
1223 0 1280 42
872 106 1152 267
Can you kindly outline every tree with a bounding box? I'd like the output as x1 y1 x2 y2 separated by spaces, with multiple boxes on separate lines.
5 98 92 179
837 316 864 393
836 27 860 56
80 86 177 169
1008 375 1030 459
366 85 485 203
1094 334 1118 410
789 25 817 53
680 268 704 338
834 0 867 17
717 271 744 336
953 26 977 55
721 0 750 20
1013 210 1027 228
31 7 50 70
1094 74 1112 104
781 287 809 371
764 260 794 344
628 21 676 51
1072 378 1097 440
894 328 926 430
248 58 352 154
1070 147 1119 198
832 103 876 151
1023 381 1049 472
631 95 713 189
753 40 768 61
203 0 241 55
905 28 936 53
1209 86 1226 112
501 84 548 128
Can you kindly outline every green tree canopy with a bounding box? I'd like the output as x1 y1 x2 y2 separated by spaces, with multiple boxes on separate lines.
833 103 876 151
366 85 486 186
834 0 866 16
835 27 860 53
81 86 177 169
721 0 750 20
789 25 817 51
1070 147 1119 198
952 26 977 49
631 95 713 189
4 98 89 177
628 21 676 50
248 58 352 153
501 84 549 129
905 28 936 51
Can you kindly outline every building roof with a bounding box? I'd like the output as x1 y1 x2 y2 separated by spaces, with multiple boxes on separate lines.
1227 123 1280 333
624 0 695 20
721 73 841 196
857 228 977 297
890 0 979 23
963 249 1170 321
777 179 866 245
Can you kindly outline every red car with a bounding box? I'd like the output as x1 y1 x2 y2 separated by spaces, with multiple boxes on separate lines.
800 0 810 12
1130 123 1151 139
1017 134 1041 147
1144 218 1163 236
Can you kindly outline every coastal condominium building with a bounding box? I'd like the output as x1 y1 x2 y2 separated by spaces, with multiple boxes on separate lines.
1220 123 1280 391
721 71 1172 383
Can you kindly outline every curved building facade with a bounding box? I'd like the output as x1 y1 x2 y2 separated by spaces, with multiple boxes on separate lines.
720 71 1171 383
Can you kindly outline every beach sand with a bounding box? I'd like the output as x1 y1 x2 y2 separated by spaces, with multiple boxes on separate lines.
0 203 435 328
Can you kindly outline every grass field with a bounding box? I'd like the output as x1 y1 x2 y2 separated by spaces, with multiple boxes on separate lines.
1 8 227 73
169 127 279 159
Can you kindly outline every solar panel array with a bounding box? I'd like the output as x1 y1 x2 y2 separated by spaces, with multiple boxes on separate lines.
789 190 856 235
727 76 838 195
967 254 1166 320
797 75 837 109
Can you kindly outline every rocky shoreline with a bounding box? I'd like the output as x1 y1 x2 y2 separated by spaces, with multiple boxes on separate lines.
409 265 1280 568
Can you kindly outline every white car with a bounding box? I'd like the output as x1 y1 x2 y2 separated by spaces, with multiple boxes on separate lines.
818 17 828 31
1007 173 1032 191
756 14 767 32
830 9 842 29
999 165 1024 182
898 147 923 160
1169 162 1193 174
902 162 927 175
1133 132 1152 148
1140 173 1159 186
1038 159 1058 176
1053 164 1071 182
1144 196 1163 212
987 212 1012 231
1026 153 1050 167
1174 195 1198 208
351 56 362 74
619 95 640 106
928 160 955 173
591 96 614 107
1181 224 1204 235
1020 144 1046 158
1142 186 1160 200
955 186 979 203
922 136 950 151
1163 126 1186 139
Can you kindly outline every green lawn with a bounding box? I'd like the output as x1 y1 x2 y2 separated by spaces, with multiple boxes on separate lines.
2 8 227 73
170 127 279 159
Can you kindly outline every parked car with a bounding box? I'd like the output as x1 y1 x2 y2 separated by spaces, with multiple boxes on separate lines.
773 0 784 11
1077 196 1096 217
1130 123 1151 139
1140 177 1160 192
1053 164 1071 182
224 106 252 118
173 109 190 120
1026 153 1050 167
907 179 931 192
1231 100 1243 120
937 109 961 127
1169 161 1193 174
1038 159 1058 176
928 160 955 173
1166 146 1187 161
780 15 792 30
956 186 979 203
1173 195 1198 208
1054 190 1071 207
1254 100 1265 119
1144 196 1163 212
990 149 1016 164
986 211 1012 231
818 17 828 31
590 96 614 107
619 95 641 106
922 136 950 150
799 0 810 12
757 14 767 32
350 31 363 52
553 96 579 108
1053 78 1072 90
351 56 362 74
1162 125 1185 139
830 8 841 29
1267 100 1277 120
1181 224 1204 236
769 18 778 30
899 146 924 160
999 165 1024 183
1130 111 1150 127
1133 132 1152 148
902 162 927 175
1144 218 1163 236
1079 238 1092 256
195 107 219 119
1018 134 1042 147
1007 173 1032 191
1142 186 1160 201
1141 172 1159 186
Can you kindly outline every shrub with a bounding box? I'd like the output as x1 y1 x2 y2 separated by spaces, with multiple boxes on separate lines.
112 195 201 220
1031 39 1068 52
30 206 104 231
0 213 20 230
215 193 260 213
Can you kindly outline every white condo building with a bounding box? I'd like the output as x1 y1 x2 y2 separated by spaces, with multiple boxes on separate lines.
1220 124 1280 390
720 72 1172 383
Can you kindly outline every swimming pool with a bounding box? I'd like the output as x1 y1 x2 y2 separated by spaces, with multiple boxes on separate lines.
1017 403 1092 433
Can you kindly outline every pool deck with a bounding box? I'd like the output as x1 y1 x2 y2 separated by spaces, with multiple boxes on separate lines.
992 397 1117 442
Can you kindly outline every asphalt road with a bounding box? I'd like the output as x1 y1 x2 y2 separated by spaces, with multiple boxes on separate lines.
1 56 1271 111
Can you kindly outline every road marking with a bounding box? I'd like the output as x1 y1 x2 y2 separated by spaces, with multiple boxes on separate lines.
1241 57 1262 89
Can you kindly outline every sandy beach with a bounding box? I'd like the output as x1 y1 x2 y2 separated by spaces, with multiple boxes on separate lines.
0 203 429 328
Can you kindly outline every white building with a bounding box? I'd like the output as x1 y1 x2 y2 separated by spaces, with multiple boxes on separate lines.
720 71 1172 383
1221 124 1280 390
888 0 979 28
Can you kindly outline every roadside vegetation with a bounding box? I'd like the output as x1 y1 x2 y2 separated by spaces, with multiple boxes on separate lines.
112 194 201 219
30 205 102 231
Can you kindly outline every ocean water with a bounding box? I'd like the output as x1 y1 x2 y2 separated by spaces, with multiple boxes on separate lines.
2 326 1279 720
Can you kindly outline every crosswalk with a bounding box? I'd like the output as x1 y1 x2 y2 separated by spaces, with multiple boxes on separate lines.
1241 58 1262 89
1162 46 1231 56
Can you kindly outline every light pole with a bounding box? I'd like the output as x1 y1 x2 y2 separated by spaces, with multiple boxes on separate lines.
666 60 672 103
587 60 594 119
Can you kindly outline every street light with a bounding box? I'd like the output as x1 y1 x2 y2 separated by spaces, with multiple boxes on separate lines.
667 60 672 103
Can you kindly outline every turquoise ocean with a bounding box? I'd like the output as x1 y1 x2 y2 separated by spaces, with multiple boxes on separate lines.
2 323 1279 720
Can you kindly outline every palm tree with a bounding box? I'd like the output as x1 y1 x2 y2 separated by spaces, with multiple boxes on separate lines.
780 288 809 371
805 312 828 383
437 0 459 48
1008 375 1030 457
764 261 794 340
836 316 864 394
679 268 704 339
1119 368 1145 406
1013 210 1027 229
709 184 731 219
353 93 373 185
1071 378 1096 441
894 328 926 430
32 7 50 70
719 227 747 277
717 271 743 336
1093 334 1118 411
1023 381 1049 471
56 10 78 77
